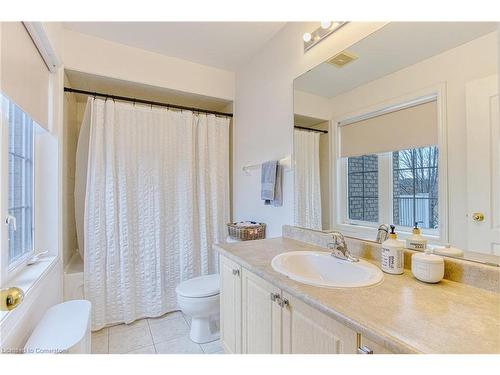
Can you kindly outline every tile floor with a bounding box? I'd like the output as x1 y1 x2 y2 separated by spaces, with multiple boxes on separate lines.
91 311 224 354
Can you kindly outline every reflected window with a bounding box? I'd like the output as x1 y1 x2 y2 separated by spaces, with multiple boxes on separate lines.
347 155 379 223
392 146 439 229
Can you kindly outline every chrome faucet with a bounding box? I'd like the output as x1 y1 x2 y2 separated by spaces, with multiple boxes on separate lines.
328 231 358 262
376 224 390 243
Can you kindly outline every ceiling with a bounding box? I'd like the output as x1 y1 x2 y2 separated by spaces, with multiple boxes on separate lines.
63 22 286 71
65 69 232 112
294 114 326 127
294 22 498 98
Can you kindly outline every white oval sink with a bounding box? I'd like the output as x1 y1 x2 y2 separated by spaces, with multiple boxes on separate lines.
271 251 383 288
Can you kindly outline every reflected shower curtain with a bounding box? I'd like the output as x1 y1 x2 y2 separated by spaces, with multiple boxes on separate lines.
84 98 230 330
294 129 322 230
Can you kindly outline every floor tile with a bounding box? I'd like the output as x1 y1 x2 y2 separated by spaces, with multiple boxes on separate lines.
91 332 108 354
149 316 189 344
200 339 223 354
147 311 183 325
182 313 192 327
125 345 156 354
155 336 203 354
108 319 148 336
108 324 154 354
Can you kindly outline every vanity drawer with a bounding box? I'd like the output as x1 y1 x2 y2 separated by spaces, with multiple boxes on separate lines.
358 335 395 354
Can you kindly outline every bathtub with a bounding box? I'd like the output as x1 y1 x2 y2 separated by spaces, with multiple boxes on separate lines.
64 253 84 301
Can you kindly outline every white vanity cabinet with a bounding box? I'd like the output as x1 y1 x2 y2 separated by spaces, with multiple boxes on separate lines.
281 292 357 354
241 269 282 353
219 255 242 354
219 254 374 354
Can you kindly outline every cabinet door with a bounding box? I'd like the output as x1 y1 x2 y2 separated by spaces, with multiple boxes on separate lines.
359 335 394 354
220 256 242 354
241 269 282 354
281 292 357 354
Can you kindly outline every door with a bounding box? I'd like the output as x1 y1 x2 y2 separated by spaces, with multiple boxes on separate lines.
241 269 282 354
466 75 500 255
281 292 357 354
219 255 242 354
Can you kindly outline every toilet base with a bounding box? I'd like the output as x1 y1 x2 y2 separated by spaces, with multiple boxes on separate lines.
189 316 220 344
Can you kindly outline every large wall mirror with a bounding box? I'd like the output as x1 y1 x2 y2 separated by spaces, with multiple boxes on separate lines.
293 22 499 266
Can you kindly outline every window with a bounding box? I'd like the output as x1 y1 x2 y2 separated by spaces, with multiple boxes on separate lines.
392 146 439 229
5 98 36 266
343 145 439 235
347 155 379 223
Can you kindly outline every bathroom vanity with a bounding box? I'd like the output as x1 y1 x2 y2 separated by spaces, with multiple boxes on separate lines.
215 236 500 354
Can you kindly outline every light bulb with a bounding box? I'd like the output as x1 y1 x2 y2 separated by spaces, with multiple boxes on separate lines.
320 21 331 29
303 32 312 42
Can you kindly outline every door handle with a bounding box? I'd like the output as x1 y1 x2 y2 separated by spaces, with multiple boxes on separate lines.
472 212 485 222
1 287 24 311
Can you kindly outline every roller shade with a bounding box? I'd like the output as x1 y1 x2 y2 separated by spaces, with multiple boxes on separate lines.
340 100 438 158
1 22 49 129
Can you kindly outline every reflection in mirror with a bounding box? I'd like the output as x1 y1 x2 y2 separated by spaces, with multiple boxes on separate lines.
293 22 499 266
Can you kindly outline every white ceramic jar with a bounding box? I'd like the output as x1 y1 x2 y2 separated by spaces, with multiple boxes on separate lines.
411 250 444 283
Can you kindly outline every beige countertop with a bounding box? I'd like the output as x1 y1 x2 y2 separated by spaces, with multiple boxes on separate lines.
215 237 500 354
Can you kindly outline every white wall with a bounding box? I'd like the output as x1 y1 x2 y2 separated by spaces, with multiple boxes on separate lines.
326 31 498 249
233 22 387 237
0 22 64 350
63 28 235 101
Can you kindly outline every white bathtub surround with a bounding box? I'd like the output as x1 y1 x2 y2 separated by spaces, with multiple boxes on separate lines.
293 129 322 230
84 98 230 330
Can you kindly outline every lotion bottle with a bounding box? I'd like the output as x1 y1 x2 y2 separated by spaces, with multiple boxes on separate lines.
381 225 404 274
406 222 427 251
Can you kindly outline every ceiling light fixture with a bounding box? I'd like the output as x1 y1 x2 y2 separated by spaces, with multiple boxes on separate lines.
303 21 349 52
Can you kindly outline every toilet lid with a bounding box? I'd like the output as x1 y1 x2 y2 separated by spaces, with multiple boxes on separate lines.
176 274 220 298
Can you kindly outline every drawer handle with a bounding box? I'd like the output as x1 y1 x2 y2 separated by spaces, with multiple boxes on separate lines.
232 269 240 276
280 298 289 308
357 346 374 354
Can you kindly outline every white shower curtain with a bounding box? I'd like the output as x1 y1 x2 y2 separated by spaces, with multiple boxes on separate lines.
84 98 230 330
294 129 322 230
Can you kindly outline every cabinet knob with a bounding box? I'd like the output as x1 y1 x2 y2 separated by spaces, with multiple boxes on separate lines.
280 298 289 308
270 292 281 303
232 269 240 276
357 346 374 354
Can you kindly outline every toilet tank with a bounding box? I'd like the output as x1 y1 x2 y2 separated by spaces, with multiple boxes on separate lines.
24 300 91 354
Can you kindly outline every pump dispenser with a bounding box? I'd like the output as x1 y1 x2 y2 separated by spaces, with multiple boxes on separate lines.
406 222 427 251
381 225 404 274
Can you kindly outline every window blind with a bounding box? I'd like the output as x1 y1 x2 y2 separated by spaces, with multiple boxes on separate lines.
339 100 438 158
1 22 49 129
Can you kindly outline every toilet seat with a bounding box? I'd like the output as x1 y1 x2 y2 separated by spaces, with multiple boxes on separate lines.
176 274 220 298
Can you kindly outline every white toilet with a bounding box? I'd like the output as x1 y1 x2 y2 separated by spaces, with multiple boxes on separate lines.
176 274 220 344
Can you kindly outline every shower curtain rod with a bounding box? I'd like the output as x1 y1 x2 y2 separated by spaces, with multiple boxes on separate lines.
294 125 328 134
64 87 233 118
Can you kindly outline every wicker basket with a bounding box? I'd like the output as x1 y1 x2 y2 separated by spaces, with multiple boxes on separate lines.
227 222 266 241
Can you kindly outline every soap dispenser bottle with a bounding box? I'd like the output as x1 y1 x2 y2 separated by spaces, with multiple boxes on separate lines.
381 225 404 275
406 222 427 251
